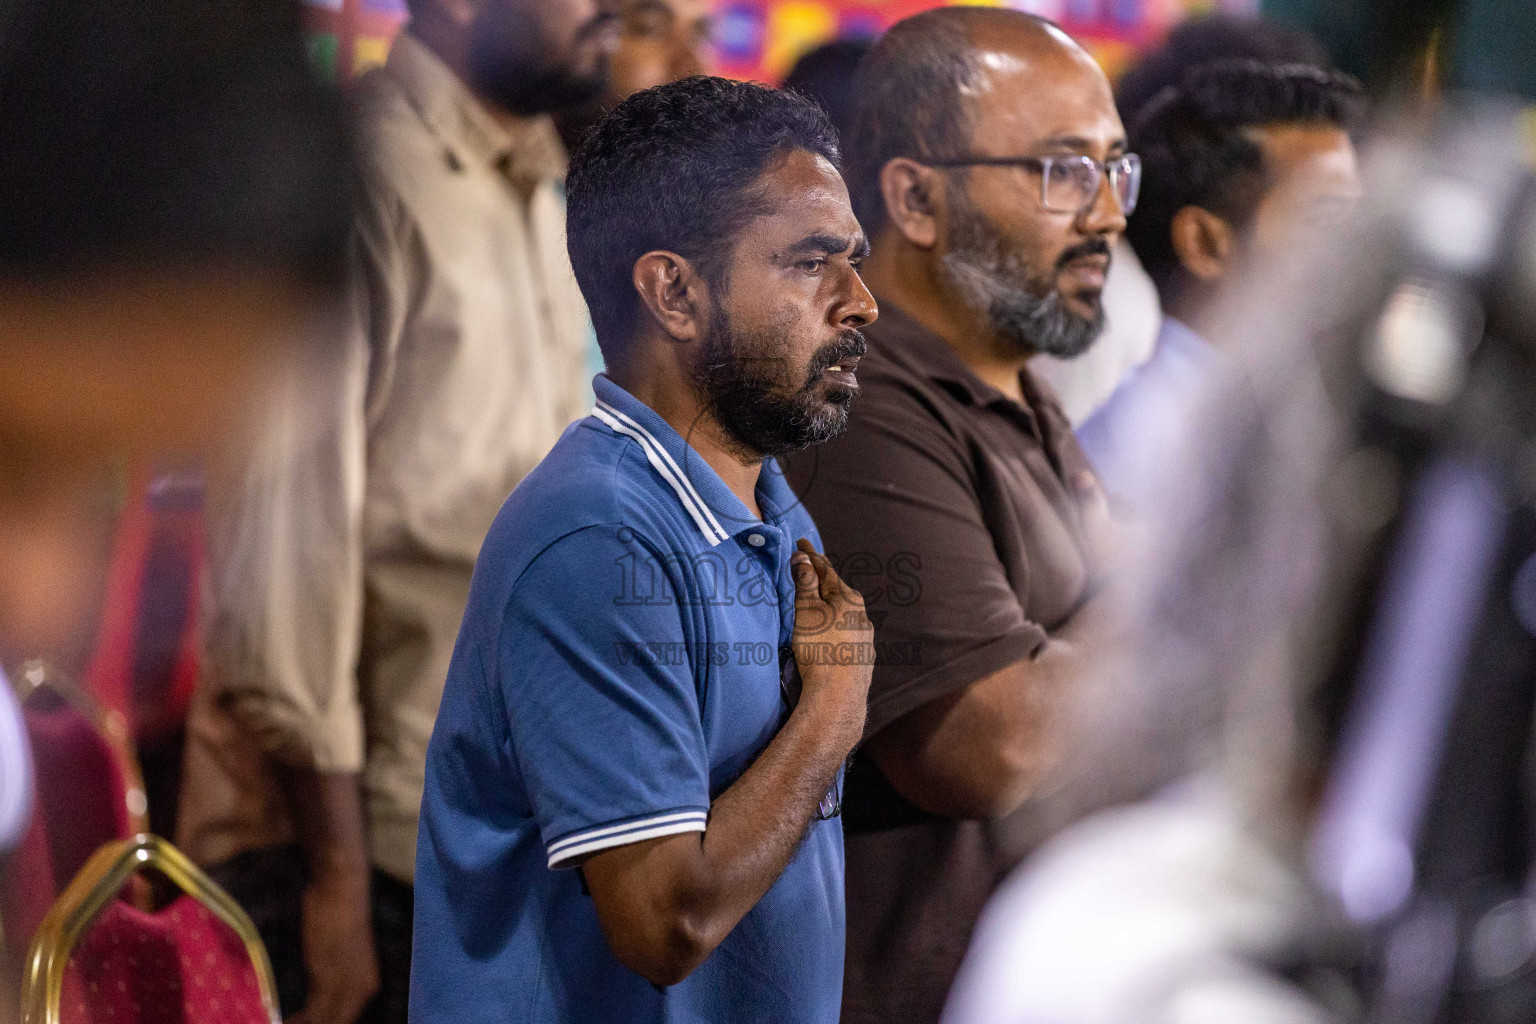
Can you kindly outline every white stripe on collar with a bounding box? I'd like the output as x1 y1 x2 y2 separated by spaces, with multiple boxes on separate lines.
593 402 730 546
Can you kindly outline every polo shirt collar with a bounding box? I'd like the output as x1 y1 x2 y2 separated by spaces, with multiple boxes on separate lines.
385 30 567 186
592 375 796 548
869 300 1043 439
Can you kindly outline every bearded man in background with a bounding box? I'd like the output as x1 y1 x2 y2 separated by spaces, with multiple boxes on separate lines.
782 10 1136 1022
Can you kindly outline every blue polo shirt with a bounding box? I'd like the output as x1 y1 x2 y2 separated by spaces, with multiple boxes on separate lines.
410 375 845 1024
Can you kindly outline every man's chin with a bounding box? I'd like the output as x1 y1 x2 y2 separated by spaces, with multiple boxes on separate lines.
820 382 858 407
813 399 855 439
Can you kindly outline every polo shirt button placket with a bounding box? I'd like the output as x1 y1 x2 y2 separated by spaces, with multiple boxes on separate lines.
743 527 783 561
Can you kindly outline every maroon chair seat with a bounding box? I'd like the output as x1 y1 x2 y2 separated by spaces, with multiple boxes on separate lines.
23 835 280 1024
62 896 269 1024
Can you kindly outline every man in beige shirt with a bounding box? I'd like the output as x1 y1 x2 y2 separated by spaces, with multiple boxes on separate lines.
177 1 618 1021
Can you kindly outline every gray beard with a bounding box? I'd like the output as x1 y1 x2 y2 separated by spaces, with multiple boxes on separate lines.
938 196 1106 361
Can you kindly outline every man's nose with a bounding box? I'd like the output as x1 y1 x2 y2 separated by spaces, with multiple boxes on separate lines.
837 268 877 329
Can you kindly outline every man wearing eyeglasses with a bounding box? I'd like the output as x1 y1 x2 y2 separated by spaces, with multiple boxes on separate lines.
780 10 1134 1023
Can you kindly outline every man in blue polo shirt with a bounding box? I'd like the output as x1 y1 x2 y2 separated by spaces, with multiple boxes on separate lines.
410 77 878 1022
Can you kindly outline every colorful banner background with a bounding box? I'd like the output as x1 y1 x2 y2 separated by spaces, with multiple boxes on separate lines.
303 0 1256 88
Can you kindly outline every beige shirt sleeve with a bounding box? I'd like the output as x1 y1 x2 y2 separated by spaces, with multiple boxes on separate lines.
200 177 410 774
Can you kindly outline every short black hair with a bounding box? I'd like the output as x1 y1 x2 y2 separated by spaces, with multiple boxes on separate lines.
844 7 1048 236
1115 15 1332 126
783 38 875 145
1126 60 1363 300
0 0 352 286
566 76 840 361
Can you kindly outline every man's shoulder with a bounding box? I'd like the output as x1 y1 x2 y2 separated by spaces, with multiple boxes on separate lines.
348 68 457 203
477 419 710 587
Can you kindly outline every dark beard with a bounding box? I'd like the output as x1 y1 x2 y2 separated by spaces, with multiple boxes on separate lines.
467 7 612 117
690 304 866 459
939 186 1108 360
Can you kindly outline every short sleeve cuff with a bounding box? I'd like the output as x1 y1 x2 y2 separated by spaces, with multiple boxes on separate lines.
223 691 367 774
546 808 708 870
865 626 1048 739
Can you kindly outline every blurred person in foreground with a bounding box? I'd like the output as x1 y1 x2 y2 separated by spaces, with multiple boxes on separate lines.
175 0 620 1019
1077 61 1363 507
783 38 875 146
1031 13 1333 425
0 0 348 675
0 0 349 996
554 0 713 150
941 109 1536 1024
410 77 875 1022
782 10 1133 1022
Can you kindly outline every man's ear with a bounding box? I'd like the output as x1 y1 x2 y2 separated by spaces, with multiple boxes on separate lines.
1169 205 1236 283
879 158 943 250
632 251 707 344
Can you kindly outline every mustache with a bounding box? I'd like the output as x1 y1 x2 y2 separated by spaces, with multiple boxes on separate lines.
806 330 868 381
1056 237 1112 273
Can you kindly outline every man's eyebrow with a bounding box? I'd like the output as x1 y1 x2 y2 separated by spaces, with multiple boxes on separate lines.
1036 134 1094 151
785 232 869 258
1035 133 1128 156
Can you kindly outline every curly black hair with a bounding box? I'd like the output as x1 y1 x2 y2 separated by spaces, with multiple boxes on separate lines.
565 75 840 362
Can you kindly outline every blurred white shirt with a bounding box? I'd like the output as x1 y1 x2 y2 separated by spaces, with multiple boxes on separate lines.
1077 317 1219 508
941 781 1327 1024
179 31 591 885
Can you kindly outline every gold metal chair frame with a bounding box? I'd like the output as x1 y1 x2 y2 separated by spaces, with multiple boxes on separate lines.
21 833 281 1024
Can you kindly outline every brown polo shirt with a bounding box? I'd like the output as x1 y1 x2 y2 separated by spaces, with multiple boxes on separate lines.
782 302 1097 1024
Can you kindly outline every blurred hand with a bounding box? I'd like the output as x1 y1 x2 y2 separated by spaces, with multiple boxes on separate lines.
791 538 873 746
287 868 378 1024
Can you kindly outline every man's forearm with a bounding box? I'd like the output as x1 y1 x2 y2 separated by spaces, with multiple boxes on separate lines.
272 762 382 1024
582 689 860 985
693 687 860 919
869 582 1125 820
273 763 371 882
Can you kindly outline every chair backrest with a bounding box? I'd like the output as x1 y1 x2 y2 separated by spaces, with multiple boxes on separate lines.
2 665 149 956
22 835 280 1024
2 810 59 963
84 470 205 745
11 666 147 896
